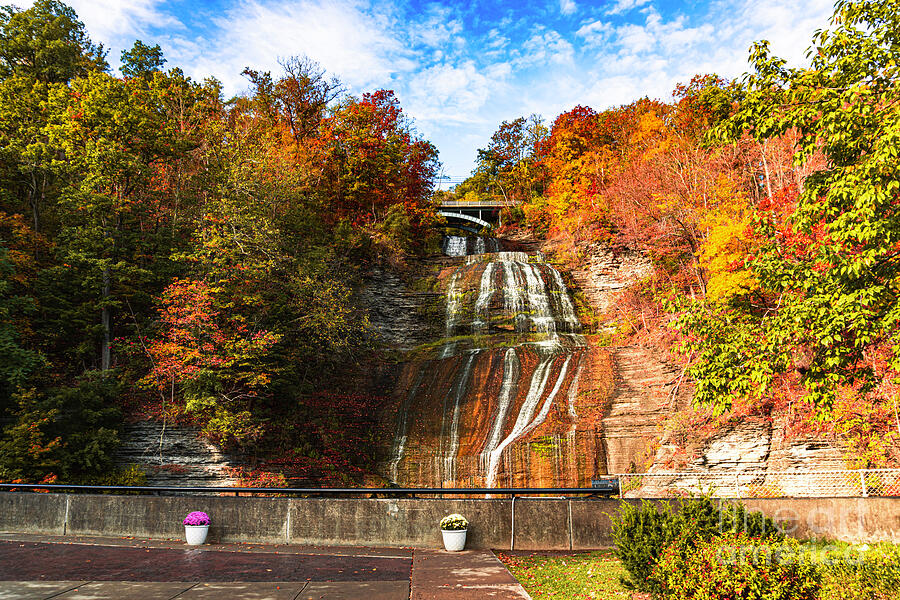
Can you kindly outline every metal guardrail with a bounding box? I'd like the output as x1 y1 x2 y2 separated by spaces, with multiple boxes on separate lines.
2 469 898 498
0 484 604 497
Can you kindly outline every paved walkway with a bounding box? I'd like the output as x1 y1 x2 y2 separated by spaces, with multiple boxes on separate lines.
0 534 530 599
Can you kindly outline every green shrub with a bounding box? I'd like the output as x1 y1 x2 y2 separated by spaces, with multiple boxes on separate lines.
649 533 820 600
610 496 783 593
819 543 900 600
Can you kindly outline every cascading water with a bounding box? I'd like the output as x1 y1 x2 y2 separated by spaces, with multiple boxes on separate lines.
386 240 605 489
442 235 500 257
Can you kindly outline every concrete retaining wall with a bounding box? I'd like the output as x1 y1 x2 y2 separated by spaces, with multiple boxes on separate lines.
1 493 898 549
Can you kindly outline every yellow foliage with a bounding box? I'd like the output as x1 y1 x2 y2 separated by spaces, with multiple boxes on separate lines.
702 213 757 301
699 177 758 301
630 111 672 159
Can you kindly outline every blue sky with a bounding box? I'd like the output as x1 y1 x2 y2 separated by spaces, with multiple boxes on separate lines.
37 0 834 177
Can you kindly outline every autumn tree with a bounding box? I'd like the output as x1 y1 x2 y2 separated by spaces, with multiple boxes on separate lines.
679 0 900 416
0 246 41 414
0 6 441 482
463 115 548 204
322 89 439 249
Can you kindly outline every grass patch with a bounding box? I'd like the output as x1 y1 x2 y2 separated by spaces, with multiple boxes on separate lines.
497 541 900 600
496 550 644 599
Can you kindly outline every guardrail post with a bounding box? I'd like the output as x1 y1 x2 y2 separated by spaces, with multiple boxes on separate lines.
860 470 869 498
510 494 517 551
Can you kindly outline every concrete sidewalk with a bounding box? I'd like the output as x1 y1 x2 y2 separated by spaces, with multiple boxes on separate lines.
0 534 530 599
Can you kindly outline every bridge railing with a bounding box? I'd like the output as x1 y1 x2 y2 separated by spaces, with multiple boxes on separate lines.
439 199 519 208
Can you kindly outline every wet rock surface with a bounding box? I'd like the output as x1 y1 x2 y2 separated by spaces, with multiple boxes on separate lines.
384 249 609 488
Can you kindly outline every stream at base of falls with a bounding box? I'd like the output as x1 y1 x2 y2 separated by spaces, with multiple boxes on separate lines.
383 237 609 489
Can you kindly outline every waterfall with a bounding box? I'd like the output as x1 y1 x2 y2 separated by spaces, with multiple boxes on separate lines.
439 353 477 485
522 262 556 333
389 371 425 483
566 354 585 430
501 261 527 330
444 269 462 344
463 253 579 338
467 251 531 264
442 235 502 257
550 268 580 332
479 348 520 478
485 354 573 487
389 237 590 489
522 355 572 436
472 262 496 334
442 236 468 257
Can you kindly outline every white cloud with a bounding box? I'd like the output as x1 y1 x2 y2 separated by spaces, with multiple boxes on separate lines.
517 30 575 67
722 0 834 66
525 0 833 145
610 9 714 59
560 0 577 16
605 0 651 16
575 20 613 46
412 5 463 49
485 29 509 51
405 60 510 124
165 0 416 96
67 0 182 43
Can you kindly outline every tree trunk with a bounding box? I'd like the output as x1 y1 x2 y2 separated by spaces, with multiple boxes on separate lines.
101 265 111 372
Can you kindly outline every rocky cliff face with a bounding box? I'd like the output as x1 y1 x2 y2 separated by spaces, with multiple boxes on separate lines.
382 246 616 488
115 422 238 487
565 242 654 318
602 346 690 474
387 344 614 488
358 263 446 351
115 231 846 490
379 235 846 489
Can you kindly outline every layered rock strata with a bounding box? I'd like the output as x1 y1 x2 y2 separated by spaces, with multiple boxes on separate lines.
115 421 238 487
384 249 614 488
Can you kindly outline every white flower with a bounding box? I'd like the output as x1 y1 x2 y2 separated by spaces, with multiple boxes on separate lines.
440 513 468 530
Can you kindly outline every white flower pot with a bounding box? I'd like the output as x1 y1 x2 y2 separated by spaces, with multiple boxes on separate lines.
441 528 467 551
185 524 209 545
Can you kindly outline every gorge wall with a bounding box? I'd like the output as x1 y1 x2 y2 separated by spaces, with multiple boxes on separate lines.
381 238 618 488
114 422 238 487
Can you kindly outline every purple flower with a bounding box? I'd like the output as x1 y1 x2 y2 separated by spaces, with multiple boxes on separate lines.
183 511 210 526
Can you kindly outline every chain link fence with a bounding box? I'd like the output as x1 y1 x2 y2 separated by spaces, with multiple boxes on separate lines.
617 469 900 498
